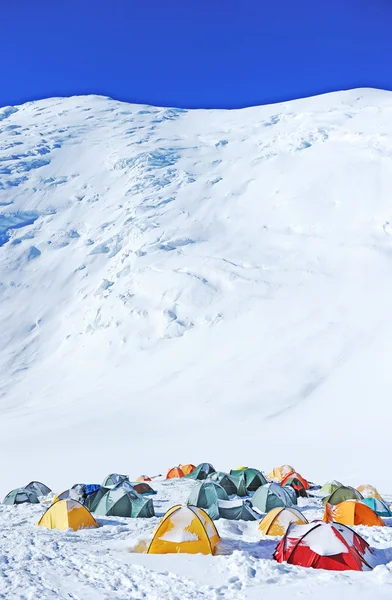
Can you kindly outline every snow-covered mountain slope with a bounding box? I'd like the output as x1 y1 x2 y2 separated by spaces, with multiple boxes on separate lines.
1 89 392 494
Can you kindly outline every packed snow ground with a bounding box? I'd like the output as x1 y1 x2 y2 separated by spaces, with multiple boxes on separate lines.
1 477 392 599
2 88 392 597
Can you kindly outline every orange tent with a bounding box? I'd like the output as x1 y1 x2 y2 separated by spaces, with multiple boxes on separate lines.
323 500 385 527
180 464 196 476
136 475 152 482
281 472 310 490
166 466 185 479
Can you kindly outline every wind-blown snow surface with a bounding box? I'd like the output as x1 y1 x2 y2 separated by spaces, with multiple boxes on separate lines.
1 88 392 495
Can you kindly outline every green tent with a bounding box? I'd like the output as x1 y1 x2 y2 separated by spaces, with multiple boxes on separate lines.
185 463 216 480
187 481 228 520
319 480 343 496
322 485 363 506
207 472 238 496
89 485 154 517
230 468 266 492
251 483 297 513
227 473 247 497
217 498 259 521
3 488 40 505
102 473 129 488
361 498 392 517
25 481 52 497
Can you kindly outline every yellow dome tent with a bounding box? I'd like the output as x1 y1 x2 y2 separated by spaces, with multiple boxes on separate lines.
258 507 308 536
267 465 295 481
148 505 220 555
37 499 98 531
356 485 382 500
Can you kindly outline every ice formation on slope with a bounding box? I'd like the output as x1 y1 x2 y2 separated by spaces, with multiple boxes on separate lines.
1 89 392 493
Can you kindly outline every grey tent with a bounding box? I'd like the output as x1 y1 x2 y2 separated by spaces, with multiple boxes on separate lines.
102 473 129 488
217 498 259 521
185 463 216 480
187 481 228 520
90 484 154 518
3 488 40 505
251 483 297 513
207 472 238 496
25 481 52 497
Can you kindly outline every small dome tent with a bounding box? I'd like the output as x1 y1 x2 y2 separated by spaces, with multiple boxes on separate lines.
280 472 310 491
185 463 215 480
91 483 155 518
136 475 152 482
274 522 376 571
361 498 392 517
323 500 385 527
166 467 185 479
3 488 40 505
267 465 295 481
25 481 52 497
102 474 129 488
187 481 228 520
251 483 297 513
281 477 308 498
322 485 363 506
207 472 238 496
131 482 157 495
92 486 154 518
148 505 220 555
38 499 98 531
319 480 343 496
180 464 196 476
216 498 259 521
258 507 308 536
356 485 382 500
230 468 266 492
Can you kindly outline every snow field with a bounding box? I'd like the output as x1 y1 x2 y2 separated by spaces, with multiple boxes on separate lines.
2 88 392 596
1 477 392 599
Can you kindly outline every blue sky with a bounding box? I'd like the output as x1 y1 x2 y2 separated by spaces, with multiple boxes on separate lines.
1 0 392 109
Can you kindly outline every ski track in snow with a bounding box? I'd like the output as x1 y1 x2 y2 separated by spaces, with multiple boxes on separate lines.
2 89 392 596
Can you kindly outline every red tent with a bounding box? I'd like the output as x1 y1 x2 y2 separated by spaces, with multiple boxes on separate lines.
280 471 310 490
274 521 376 571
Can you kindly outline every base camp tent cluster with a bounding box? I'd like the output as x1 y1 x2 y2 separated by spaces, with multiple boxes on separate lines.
2 464 390 571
